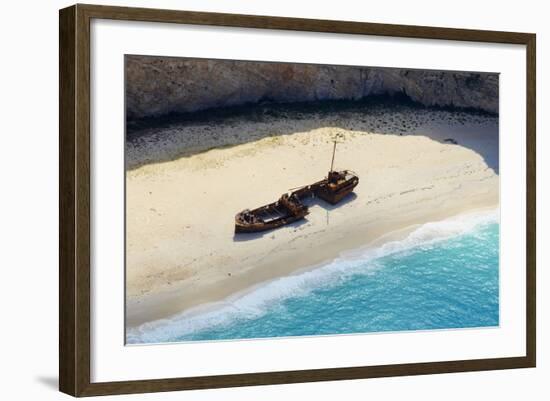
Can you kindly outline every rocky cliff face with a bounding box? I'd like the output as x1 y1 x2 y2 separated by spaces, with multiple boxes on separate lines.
125 56 498 120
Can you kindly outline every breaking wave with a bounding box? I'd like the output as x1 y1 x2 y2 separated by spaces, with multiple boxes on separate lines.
127 208 499 344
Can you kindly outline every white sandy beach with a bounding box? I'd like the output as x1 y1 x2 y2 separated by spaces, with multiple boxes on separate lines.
125 106 499 328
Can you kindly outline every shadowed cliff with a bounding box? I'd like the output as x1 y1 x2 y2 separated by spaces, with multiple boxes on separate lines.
125 56 499 121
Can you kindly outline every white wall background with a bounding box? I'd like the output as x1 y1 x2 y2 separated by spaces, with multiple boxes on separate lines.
0 0 546 400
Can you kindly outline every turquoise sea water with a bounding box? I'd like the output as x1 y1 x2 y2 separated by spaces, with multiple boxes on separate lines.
128 212 499 344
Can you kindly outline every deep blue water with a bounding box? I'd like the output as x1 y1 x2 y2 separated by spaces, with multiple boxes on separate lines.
128 213 499 344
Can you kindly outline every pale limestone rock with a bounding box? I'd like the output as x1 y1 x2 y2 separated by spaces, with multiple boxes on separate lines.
125 56 498 120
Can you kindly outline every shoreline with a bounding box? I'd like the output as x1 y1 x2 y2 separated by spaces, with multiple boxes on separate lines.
127 203 498 329
127 206 499 341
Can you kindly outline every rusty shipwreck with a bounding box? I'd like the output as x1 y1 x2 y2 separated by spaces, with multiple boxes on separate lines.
235 141 359 234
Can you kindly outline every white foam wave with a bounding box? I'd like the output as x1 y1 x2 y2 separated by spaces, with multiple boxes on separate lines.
127 208 498 344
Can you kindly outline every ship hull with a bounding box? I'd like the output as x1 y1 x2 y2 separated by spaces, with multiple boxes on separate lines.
235 170 358 234
235 213 308 233
315 179 359 205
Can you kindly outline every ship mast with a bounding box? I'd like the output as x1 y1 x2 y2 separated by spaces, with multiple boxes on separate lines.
330 140 337 172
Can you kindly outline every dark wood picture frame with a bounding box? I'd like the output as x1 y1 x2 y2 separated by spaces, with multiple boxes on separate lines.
59 3 536 397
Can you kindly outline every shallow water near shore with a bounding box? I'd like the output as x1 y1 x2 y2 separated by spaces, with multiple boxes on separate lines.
127 210 499 344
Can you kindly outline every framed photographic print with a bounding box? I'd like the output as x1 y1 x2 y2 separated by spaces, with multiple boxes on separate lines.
59 4 536 397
